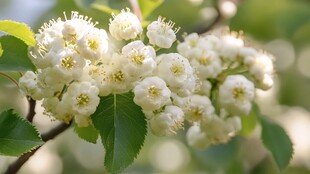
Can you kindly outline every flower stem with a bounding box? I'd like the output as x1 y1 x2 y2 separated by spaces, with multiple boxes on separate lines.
0 72 19 87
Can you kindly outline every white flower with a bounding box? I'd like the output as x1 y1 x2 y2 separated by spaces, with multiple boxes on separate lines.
121 40 156 81
147 16 179 48
103 53 133 93
239 47 258 66
30 21 65 68
258 74 273 90
155 53 195 96
19 71 46 100
109 8 142 40
41 97 75 124
86 64 112 96
225 116 242 136
190 50 222 79
36 68 65 93
177 33 219 60
61 81 100 120
248 53 274 90
77 28 109 62
51 48 86 83
217 34 244 62
183 95 215 122
133 76 171 111
201 116 233 144
55 100 75 124
150 105 184 136
219 75 255 116
186 124 210 149
177 33 201 59
62 11 97 43
195 79 212 96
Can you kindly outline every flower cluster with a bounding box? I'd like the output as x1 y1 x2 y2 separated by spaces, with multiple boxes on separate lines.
19 9 274 148
177 31 274 148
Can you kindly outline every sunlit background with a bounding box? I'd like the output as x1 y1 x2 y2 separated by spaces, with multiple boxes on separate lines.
1 0 310 173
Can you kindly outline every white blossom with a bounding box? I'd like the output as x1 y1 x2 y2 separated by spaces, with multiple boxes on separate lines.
186 124 211 148
103 53 133 93
248 53 274 90
147 16 179 48
133 76 171 111
201 116 233 144
217 34 244 62
190 50 222 79
150 105 184 136
77 28 109 62
19 71 45 100
109 8 142 40
239 47 258 66
61 81 100 126
195 79 212 96
121 40 156 81
177 33 201 59
183 94 215 123
155 53 195 96
51 48 86 83
219 75 255 116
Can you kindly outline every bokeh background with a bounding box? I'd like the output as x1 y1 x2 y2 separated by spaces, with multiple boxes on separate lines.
1 0 310 173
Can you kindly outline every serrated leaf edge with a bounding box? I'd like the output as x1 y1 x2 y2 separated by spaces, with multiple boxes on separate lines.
0 109 43 156
0 20 36 46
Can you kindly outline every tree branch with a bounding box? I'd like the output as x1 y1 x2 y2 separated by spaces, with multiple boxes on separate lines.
4 122 72 174
26 98 36 123
197 5 223 34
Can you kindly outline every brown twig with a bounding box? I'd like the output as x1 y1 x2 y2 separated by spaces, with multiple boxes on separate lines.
26 98 36 123
4 122 72 174
197 4 223 34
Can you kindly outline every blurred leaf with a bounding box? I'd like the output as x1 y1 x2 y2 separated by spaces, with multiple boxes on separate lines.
75 0 96 8
74 124 99 144
231 0 310 47
260 116 293 171
0 20 35 46
240 104 258 136
193 137 239 171
92 3 119 15
0 36 36 71
138 0 164 19
92 92 147 173
0 109 43 156
107 0 130 10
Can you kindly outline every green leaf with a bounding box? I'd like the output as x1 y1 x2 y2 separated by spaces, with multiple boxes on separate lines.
92 3 120 15
240 104 258 136
92 92 147 173
74 124 99 144
0 20 35 46
138 0 164 19
260 116 293 171
0 35 36 71
0 109 43 156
